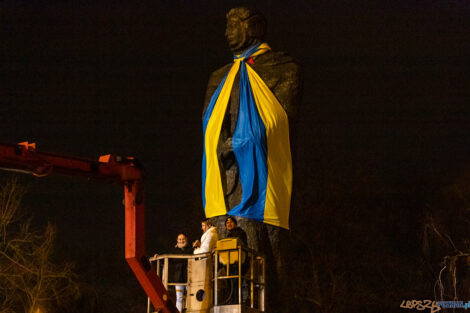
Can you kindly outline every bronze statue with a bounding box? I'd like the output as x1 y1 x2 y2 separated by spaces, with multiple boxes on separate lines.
203 7 302 213
202 7 303 313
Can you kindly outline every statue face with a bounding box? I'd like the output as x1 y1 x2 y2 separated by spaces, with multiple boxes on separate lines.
225 17 249 53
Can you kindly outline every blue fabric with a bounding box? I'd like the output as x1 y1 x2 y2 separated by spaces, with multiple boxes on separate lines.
234 42 263 60
228 60 267 221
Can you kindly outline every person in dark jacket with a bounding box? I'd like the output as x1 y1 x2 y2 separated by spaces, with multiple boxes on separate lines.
172 233 192 312
222 216 250 305
225 216 247 246
154 233 192 312
171 233 192 282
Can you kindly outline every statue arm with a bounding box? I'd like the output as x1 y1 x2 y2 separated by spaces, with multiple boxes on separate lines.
202 65 231 119
203 75 219 119
273 63 303 119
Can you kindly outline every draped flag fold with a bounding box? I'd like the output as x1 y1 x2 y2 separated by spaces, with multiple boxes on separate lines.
203 43 292 229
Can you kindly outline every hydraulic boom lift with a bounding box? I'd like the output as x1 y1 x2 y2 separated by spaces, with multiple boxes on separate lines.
0 142 178 313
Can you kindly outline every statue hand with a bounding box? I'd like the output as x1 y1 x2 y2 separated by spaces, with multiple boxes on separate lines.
220 137 236 169
223 137 233 151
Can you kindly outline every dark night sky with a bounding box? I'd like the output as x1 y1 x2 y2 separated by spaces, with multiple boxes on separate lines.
2 0 470 310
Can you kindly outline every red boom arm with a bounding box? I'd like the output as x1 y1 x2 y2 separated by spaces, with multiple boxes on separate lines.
0 142 178 313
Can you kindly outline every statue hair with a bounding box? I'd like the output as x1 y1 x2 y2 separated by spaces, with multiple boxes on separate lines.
227 7 267 40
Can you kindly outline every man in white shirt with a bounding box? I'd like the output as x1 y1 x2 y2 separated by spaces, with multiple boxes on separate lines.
193 218 218 254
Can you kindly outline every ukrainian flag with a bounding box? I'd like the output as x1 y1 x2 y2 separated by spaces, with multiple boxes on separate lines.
202 43 292 229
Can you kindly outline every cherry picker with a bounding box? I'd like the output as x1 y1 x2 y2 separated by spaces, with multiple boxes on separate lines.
0 142 265 313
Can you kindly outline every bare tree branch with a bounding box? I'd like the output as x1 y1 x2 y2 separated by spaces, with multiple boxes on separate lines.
0 178 81 313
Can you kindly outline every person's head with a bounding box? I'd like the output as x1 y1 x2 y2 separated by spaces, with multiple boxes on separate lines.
201 218 213 233
176 233 188 248
225 7 267 53
225 216 238 231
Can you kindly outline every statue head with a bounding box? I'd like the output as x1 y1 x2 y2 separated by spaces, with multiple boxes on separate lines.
225 7 267 54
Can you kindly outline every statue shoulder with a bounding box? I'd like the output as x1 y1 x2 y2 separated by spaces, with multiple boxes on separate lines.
208 63 233 87
253 51 303 117
203 63 233 116
256 51 301 74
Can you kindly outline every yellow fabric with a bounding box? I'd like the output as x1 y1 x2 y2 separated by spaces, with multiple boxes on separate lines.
246 65 292 229
204 61 241 217
234 43 271 60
